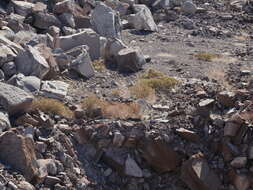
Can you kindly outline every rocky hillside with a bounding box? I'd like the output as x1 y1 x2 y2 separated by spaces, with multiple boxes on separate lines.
0 0 252 189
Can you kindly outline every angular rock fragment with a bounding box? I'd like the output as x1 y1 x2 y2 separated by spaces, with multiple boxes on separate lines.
11 0 35 17
0 82 34 115
41 80 69 100
0 35 24 54
70 49 94 78
0 44 17 66
125 156 143 177
91 2 122 39
8 73 41 93
104 38 127 64
59 13 76 28
102 147 127 174
116 48 146 72
181 153 221 190
140 139 181 172
2 62 16 78
0 131 38 181
15 46 50 79
57 29 101 60
0 111 10 132
128 4 158 32
33 12 61 30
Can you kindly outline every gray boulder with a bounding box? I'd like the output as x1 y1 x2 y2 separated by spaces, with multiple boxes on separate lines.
128 4 158 32
0 82 34 115
91 2 122 39
15 46 50 79
57 29 101 60
0 131 39 181
33 12 61 30
116 48 146 72
70 48 95 78
11 1 35 17
104 38 127 64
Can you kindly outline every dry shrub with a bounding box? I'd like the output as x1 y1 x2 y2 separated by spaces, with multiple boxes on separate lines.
206 66 232 90
92 59 105 72
82 95 141 119
103 102 141 119
130 81 155 99
142 69 165 79
130 69 178 100
139 77 178 92
194 52 220 62
31 98 73 119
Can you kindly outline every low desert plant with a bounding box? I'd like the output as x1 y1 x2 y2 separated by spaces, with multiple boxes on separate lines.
194 52 220 62
31 98 73 119
82 95 141 119
130 82 155 99
92 59 105 72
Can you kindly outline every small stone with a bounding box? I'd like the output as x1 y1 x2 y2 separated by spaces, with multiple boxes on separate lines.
104 168 112 177
230 157 247 168
181 1 197 15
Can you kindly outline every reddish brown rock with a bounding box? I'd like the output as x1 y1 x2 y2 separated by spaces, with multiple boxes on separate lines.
181 153 221 190
0 131 38 181
140 139 181 173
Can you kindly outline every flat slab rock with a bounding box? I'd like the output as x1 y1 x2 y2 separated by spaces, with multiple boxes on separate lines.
41 80 69 100
0 82 34 115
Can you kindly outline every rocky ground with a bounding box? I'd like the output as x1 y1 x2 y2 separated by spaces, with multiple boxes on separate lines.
0 0 252 190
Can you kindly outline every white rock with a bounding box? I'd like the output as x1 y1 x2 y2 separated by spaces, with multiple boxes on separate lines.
41 80 69 100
